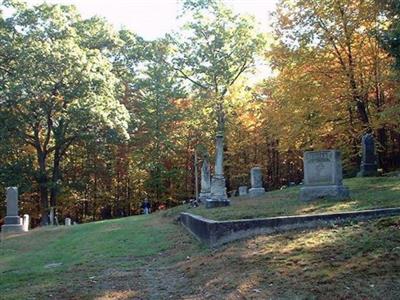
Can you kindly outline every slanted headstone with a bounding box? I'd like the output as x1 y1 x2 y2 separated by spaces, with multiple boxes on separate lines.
238 186 248 196
206 132 230 208
22 214 30 232
199 155 211 202
1 187 23 236
299 150 349 201
65 218 71 226
357 133 378 177
249 167 266 197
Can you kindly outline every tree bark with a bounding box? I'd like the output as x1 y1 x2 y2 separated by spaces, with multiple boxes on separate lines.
50 145 61 210
37 151 49 225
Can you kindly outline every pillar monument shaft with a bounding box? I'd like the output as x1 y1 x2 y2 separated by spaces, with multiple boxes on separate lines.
206 132 230 208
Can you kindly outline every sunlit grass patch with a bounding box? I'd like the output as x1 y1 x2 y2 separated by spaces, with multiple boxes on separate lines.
173 176 400 221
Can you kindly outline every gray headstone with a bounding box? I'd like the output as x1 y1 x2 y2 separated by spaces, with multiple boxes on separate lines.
250 167 263 188
206 133 230 208
1 187 23 237
238 186 248 196
65 218 71 226
199 156 211 201
249 167 265 197
357 133 378 177
6 187 18 217
299 150 349 201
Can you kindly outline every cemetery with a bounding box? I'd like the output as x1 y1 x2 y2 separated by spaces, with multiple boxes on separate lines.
1 0 400 299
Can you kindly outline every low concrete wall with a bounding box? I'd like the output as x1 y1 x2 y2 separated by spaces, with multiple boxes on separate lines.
180 207 400 247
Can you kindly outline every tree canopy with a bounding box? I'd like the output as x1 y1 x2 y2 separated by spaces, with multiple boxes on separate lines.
0 0 399 225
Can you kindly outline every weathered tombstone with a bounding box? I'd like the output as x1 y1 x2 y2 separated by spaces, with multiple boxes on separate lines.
1 187 23 236
249 167 266 197
206 132 230 208
22 214 30 232
299 150 350 201
49 207 55 226
357 133 378 177
65 218 71 226
238 186 248 196
199 155 211 202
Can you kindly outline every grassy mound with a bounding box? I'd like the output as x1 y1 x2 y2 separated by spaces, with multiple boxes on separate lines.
165 176 400 221
1 176 400 299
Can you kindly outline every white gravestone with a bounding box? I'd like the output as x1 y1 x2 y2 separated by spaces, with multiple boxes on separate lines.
65 218 72 226
249 167 266 197
1 187 23 237
22 214 30 232
299 150 350 201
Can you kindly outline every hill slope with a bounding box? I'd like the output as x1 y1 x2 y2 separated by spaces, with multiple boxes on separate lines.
1 177 400 299
166 176 400 220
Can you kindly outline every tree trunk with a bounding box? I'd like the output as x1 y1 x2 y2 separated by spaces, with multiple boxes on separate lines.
338 3 370 128
37 151 49 225
50 146 61 210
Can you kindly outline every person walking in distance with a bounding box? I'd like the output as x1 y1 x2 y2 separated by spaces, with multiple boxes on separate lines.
142 198 151 215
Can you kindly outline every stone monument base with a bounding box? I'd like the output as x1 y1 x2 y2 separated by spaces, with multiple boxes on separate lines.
4 215 21 225
300 185 350 201
249 187 265 197
209 176 228 198
205 199 230 208
199 192 211 202
357 163 378 177
206 176 230 208
1 224 24 238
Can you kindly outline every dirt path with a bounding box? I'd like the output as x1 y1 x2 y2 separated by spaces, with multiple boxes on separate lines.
141 265 189 299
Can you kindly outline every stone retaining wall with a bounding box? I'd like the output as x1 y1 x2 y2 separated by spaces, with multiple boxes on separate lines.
180 207 400 247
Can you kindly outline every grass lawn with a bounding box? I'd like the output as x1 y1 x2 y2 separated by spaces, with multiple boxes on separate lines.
165 176 400 221
1 176 400 299
0 215 204 299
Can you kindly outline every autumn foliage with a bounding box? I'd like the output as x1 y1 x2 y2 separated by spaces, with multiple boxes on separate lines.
0 0 399 225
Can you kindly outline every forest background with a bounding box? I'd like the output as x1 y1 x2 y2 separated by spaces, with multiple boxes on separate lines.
1 0 399 226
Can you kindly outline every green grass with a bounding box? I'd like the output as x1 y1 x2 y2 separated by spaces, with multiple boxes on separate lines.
1 176 400 299
0 215 204 299
166 176 400 221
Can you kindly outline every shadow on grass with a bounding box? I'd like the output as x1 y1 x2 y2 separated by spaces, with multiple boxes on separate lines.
178 217 400 299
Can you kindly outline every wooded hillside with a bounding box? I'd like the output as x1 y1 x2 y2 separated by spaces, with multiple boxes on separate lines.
1 0 399 225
